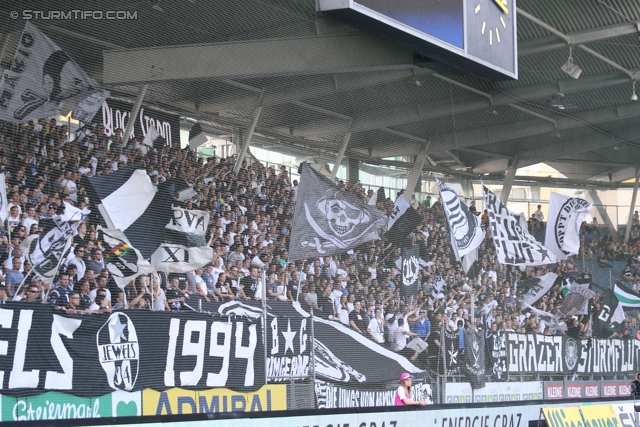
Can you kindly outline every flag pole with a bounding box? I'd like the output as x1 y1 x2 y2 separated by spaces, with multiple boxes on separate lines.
12 269 34 300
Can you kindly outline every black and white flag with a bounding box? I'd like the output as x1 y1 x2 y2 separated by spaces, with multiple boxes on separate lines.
289 163 386 261
151 206 214 273
482 185 557 265
401 245 421 298
436 178 483 260
21 203 88 285
0 22 98 123
97 228 153 289
557 282 595 317
545 192 592 260
463 329 485 389
0 173 8 222
520 272 558 307
87 165 174 258
386 193 423 247
72 89 110 123
188 123 208 150
593 290 625 338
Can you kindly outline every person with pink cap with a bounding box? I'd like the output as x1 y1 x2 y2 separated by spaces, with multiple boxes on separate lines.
394 373 427 406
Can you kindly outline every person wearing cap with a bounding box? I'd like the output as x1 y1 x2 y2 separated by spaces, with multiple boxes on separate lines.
394 373 427 406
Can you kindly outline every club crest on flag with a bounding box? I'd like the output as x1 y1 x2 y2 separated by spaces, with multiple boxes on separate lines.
436 178 483 260
402 253 420 287
546 193 592 260
97 312 139 391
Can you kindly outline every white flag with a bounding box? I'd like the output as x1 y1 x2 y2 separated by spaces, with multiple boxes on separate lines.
436 178 483 260
72 89 110 123
151 206 214 273
0 173 8 222
545 192 592 260
482 185 557 266
0 22 98 122
520 272 558 307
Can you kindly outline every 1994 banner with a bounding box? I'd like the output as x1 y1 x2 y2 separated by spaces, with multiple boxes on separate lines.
0 303 265 397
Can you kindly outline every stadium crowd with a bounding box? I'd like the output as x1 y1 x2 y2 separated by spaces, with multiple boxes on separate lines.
0 117 638 372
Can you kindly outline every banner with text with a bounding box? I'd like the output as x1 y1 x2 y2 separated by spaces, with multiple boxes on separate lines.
0 303 264 397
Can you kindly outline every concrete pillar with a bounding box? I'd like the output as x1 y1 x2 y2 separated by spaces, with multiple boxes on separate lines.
501 155 519 205
330 129 352 181
624 167 640 241
347 158 359 185
233 104 262 175
589 189 620 242
122 84 148 146
404 141 430 202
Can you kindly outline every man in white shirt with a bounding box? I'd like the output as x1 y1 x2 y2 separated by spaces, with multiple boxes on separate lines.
533 205 544 222
368 308 386 344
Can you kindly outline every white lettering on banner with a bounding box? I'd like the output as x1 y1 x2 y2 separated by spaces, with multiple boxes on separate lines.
163 319 256 388
44 315 82 390
566 385 582 398
12 399 100 421
267 355 309 378
102 103 173 146
170 209 207 234
507 334 562 372
316 382 432 408
0 310 83 391
584 384 599 398
603 384 617 397
440 414 522 427
268 317 310 381
546 385 563 399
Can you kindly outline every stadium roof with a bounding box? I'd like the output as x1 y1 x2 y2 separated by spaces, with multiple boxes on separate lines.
1 0 640 186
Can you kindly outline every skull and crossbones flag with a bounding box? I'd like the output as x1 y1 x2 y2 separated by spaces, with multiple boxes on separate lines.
289 164 386 261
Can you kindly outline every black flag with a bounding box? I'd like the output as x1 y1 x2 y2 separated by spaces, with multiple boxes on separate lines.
401 245 421 299
463 329 486 389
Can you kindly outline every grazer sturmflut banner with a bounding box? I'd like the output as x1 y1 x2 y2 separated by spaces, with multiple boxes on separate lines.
505 332 640 374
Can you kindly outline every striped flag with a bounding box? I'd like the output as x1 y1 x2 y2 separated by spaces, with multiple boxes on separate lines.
613 283 640 308
97 228 152 288
87 165 174 258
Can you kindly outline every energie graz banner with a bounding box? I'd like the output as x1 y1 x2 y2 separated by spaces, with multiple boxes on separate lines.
0 303 265 397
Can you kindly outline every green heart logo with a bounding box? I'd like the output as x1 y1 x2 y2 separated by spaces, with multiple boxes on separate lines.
116 401 138 417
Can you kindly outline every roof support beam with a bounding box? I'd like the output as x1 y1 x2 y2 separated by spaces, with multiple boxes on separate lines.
268 70 629 139
429 102 640 154
103 33 414 85
518 22 639 57
518 9 636 78
625 168 640 241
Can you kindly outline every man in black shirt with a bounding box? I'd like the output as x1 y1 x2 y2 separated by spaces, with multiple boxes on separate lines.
241 266 262 300
165 278 184 310
348 301 368 334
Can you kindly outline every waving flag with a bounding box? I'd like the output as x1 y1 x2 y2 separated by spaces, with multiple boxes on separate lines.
21 203 88 285
545 193 592 260
86 165 174 258
97 228 153 288
289 163 386 261
386 193 423 247
0 22 97 122
151 206 214 273
436 178 483 260
483 185 556 266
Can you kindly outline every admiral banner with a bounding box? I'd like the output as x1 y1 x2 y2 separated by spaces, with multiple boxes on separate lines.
482 186 556 266
142 385 286 415
0 303 264 397
506 332 640 374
